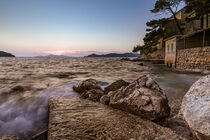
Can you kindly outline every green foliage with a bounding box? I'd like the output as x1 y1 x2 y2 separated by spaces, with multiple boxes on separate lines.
151 0 183 13
133 0 184 55
133 0 187 55
133 18 168 55
151 0 184 35
133 45 143 52
184 0 210 23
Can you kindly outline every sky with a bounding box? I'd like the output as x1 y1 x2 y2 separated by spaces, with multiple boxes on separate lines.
0 0 159 57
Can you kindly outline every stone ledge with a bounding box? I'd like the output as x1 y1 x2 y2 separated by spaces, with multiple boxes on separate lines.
48 97 186 140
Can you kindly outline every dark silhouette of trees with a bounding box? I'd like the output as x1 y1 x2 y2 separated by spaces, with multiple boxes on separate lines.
151 0 184 35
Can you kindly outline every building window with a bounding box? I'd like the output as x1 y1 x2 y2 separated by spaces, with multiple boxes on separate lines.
171 43 173 52
168 45 170 53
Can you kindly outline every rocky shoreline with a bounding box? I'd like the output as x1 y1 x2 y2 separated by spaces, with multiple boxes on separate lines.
0 58 208 140
47 74 209 140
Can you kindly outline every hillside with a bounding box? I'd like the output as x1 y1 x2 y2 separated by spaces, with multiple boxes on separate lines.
35 54 69 58
85 53 139 57
0 51 15 57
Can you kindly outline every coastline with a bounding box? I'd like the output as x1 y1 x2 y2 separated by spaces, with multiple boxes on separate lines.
0 57 203 139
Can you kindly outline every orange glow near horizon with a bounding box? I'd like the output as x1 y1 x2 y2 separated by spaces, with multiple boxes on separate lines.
43 49 131 56
44 50 72 55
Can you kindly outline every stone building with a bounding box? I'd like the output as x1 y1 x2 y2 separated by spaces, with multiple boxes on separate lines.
164 35 184 67
164 7 210 70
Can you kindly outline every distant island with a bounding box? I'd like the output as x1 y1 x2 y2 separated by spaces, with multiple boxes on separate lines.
0 51 15 57
35 54 70 58
85 53 139 58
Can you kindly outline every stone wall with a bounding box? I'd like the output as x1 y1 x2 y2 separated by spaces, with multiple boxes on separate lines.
176 47 210 70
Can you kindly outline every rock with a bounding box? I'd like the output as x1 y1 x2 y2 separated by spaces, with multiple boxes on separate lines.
100 95 110 105
109 75 170 121
121 57 131 61
202 70 210 75
81 89 104 102
104 79 130 94
73 79 101 94
133 54 148 61
179 75 210 140
138 62 144 66
48 97 185 140
11 85 25 92
145 77 155 87
138 54 147 60
0 136 19 140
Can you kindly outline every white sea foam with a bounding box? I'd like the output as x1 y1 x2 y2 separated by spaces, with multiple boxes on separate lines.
0 82 78 139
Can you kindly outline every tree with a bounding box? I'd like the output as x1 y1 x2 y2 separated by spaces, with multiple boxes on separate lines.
151 0 184 35
133 18 168 54
185 0 210 28
133 0 184 54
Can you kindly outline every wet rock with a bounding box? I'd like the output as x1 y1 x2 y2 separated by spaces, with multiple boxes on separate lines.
100 95 110 105
138 62 144 66
0 136 19 140
109 75 170 121
11 85 25 92
104 79 130 94
121 57 131 61
53 73 70 78
179 75 210 140
81 89 104 102
48 97 185 140
73 79 101 94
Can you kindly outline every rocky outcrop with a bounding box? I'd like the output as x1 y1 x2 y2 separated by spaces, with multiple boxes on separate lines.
0 51 15 57
179 75 210 140
73 76 170 121
104 79 129 94
109 75 170 121
73 79 106 102
48 97 185 140
100 95 110 105
73 79 102 94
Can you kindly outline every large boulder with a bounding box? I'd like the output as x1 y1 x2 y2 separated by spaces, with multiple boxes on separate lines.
48 97 185 140
179 75 210 140
109 75 170 121
104 79 130 94
73 79 102 94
